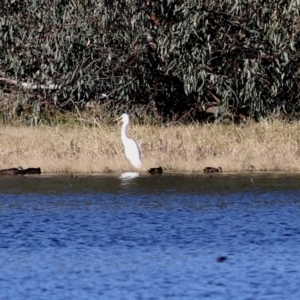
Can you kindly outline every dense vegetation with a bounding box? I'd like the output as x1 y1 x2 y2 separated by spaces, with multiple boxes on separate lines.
1 0 300 124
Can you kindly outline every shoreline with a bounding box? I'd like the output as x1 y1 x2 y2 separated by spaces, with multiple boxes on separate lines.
0 120 300 174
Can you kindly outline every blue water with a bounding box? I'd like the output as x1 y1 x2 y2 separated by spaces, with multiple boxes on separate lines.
0 173 300 299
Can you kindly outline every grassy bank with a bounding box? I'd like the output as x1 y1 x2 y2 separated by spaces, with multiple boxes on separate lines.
0 120 300 174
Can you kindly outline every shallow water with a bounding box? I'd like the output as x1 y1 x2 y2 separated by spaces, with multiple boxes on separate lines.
0 172 300 299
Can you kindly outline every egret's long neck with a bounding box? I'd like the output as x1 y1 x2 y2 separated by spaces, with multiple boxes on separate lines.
121 121 128 143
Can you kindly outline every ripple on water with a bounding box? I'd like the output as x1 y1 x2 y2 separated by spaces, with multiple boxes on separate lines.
0 173 300 299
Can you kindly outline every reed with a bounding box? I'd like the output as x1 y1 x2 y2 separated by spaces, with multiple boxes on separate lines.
0 120 300 173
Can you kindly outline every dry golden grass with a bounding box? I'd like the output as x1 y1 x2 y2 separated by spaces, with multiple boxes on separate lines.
0 119 300 173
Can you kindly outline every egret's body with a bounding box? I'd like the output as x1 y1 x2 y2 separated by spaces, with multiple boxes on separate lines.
118 114 142 169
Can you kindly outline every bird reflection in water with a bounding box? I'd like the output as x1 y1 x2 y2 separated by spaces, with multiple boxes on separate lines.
119 172 140 186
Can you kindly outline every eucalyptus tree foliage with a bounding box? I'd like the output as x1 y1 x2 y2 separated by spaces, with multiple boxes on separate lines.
0 0 300 122
153 0 300 120
0 0 162 119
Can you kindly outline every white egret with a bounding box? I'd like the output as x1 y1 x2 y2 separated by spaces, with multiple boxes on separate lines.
116 113 142 169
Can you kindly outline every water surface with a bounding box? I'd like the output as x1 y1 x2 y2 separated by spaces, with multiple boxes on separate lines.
0 172 300 299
